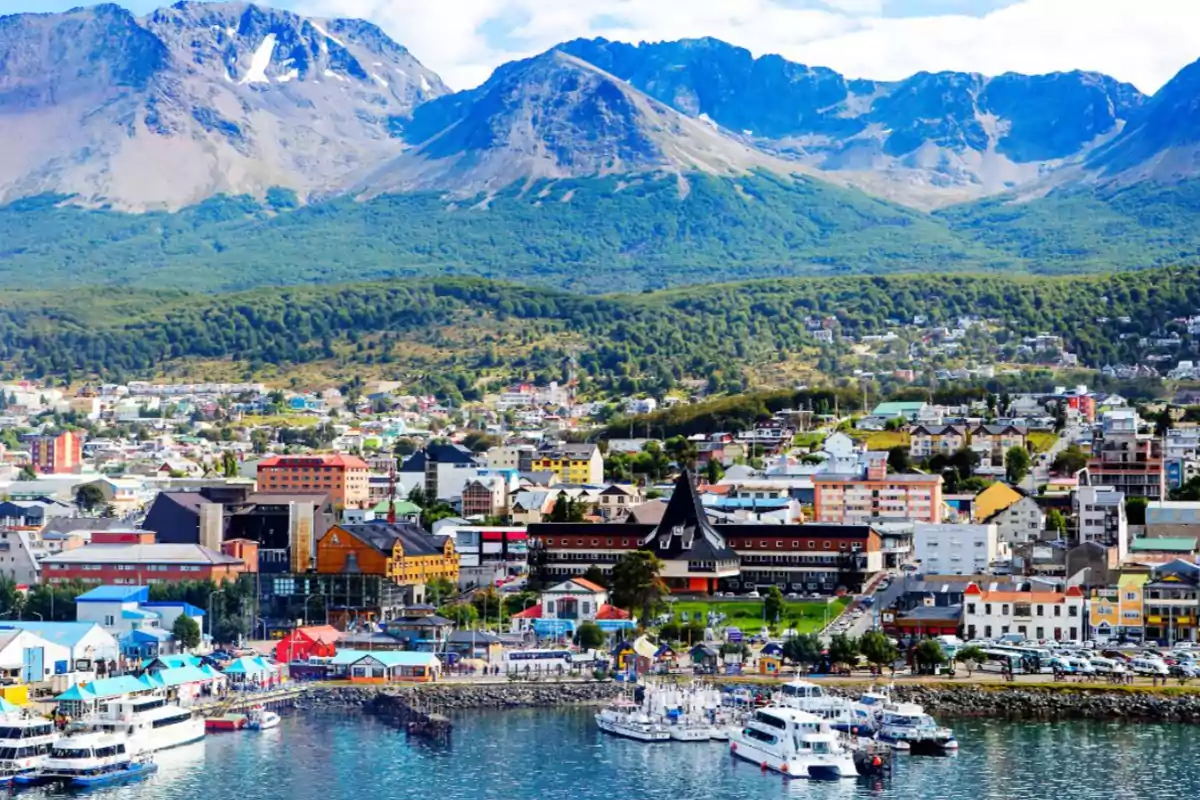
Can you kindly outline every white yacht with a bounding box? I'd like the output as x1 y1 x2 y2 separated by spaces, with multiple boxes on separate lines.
0 714 58 783
648 685 728 741
730 707 859 780
774 680 864 734
23 731 155 788
82 695 205 754
875 702 957 755
595 700 671 742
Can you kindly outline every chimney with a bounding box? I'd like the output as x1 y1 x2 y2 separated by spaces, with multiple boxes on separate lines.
198 502 223 551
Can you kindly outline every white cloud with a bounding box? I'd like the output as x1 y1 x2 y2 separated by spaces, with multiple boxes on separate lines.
293 0 1200 93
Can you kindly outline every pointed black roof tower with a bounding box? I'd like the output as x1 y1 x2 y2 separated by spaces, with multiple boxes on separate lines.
642 471 737 561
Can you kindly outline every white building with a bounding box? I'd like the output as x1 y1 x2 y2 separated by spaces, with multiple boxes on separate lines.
1073 485 1128 557
962 583 1086 642
0 628 70 682
913 523 1002 575
0 622 120 666
984 495 1046 546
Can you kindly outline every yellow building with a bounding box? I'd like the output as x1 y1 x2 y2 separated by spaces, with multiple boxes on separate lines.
533 444 604 486
972 482 1023 522
1089 574 1146 640
318 523 459 590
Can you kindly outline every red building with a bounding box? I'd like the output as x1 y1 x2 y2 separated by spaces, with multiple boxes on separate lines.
274 625 343 663
29 431 83 474
256 454 371 508
40 541 246 585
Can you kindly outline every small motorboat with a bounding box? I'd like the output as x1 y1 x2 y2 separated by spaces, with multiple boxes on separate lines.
246 707 281 731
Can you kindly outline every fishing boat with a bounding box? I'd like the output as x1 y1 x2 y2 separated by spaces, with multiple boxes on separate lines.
874 702 958 755
729 707 859 780
246 706 281 731
20 731 156 788
595 700 670 742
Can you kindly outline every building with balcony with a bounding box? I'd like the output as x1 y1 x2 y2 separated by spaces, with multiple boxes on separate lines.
961 582 1085 642
27 431 83 475
1073 485 1128 556
533 444 603 486
909 424 968 460
1142 560 1200 644
1082 410 1164 500
970 424 1029 472
812 457 943 524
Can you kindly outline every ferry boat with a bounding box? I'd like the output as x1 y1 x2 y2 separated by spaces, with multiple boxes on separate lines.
246 707 281 731
729 707 859 780
82 695 205 754
774 680 868 735
874 702 958 755
595 700 670 742
0 713 58 783
20 731 157 788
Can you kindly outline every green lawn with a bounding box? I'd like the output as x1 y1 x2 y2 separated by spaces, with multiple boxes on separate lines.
669 598 851 635
1029 432 1059 453
857 431 910 451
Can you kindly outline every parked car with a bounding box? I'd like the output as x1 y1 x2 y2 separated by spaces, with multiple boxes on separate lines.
746 590 761 598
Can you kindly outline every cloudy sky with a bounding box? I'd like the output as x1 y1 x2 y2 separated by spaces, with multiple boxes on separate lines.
3 0 1197 93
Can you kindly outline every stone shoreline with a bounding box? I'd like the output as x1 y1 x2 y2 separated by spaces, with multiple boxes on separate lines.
295 681 625 713
294 679 1200 723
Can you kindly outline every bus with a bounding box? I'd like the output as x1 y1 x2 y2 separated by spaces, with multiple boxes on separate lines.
979 648 1023 674
502 649 574 674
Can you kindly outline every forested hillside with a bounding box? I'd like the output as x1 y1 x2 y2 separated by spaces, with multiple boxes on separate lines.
3 268 1199 396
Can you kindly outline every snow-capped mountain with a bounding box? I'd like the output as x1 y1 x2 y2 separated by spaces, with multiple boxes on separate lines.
0 2 447 210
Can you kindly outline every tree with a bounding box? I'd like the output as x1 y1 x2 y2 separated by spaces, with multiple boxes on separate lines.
17 466 35 481
704 458 725 485
74 484 105 513
763 585 785 627
172 614 202 650
827 633 859 668
576 621 605 650
1154 408 1173 439
581 565 609 589
426 577 455 606
221 451 239 477
1126 496 1149 526
859 631 898 672
887 446 911 474
1046 508 1068 538
956 645 987 677
782 634 822 671
913 639 948 674
439 603 478 627
610 550 667 626
471 586 502 626
1051 444 1088 475
1171 476 1200 502
1005 446 1031 485
549 492 586 523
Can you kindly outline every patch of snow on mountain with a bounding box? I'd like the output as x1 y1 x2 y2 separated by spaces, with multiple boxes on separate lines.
309 20 344 47
372 73 388 87
240 33 277 85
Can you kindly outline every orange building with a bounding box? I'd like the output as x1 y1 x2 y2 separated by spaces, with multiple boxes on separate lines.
317 523 459 591
256 454 371 508
813 458 943 524
29 431 82 474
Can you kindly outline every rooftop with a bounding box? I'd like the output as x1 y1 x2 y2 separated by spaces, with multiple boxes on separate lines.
1130 537 1198 553
40 543 242 566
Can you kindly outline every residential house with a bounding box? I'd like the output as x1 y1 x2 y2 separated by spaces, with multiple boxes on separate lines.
909 425 968 460
961 582 1085 642
461 476 508 518
597 485 644 520
972 482 1024 523
982 493 1046 547
970 424 1029 472
1088 573 1146 641
1142 560 1200 643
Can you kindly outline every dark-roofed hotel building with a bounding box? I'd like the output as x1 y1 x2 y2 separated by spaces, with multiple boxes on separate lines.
529 472 883 595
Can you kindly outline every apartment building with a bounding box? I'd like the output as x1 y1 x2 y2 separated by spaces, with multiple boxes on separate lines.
1083 409 1164 500
533 444 603 486
28 431 83 474
913 523 1001 575
1073 485 1128 555
970 424 1029 471
256 454 371 508
909 424 967 460
812 458 943 525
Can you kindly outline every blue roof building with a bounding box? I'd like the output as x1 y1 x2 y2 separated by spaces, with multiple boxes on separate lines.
0 622 119 665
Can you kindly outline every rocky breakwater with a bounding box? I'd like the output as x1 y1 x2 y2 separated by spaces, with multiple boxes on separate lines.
296 680 624 714
889 684 1200 723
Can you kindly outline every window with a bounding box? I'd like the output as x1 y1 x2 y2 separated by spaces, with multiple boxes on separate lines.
1068 605 1078 617
1002 604 1009 616
1054 605 1062 617
823 542 831 550
985 603 992 615
1036 605 1044 616
967 603 976 615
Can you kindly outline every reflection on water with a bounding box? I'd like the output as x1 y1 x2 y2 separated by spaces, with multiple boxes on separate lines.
15 709 1200 800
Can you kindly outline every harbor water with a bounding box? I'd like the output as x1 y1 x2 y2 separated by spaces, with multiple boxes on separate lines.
27 708 1200 800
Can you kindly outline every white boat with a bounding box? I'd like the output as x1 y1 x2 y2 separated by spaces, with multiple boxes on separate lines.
22 731 155 787
875 702 957 755
648 684 729 741
246 707 281 731
730 707 859 780
595 701 670 742
0 712 58 783
81 695 205 754
775 680 869 735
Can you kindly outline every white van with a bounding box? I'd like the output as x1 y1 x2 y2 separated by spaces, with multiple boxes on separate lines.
1088 657 1125 675
1131 657 1169 676
1066 657 1095 674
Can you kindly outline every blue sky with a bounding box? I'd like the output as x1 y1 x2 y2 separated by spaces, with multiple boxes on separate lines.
1 0 1193 92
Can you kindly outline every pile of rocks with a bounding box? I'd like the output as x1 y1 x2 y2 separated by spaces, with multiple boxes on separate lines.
298 680 623 713
881 684 1200 723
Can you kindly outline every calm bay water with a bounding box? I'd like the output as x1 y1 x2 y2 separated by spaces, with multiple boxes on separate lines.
30 708 1199 800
